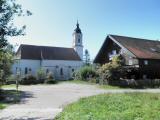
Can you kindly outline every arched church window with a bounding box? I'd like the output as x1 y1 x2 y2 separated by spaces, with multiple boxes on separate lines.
60 68 63 75
72 69 74 72
46 69 49 74
25 67 28 74
29 68 32 71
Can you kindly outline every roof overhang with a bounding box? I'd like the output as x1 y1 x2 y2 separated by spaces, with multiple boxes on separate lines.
93 35 137 63
108 35 137 58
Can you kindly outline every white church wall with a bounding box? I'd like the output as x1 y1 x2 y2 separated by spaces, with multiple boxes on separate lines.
12 59 40 76
42 60 83 80
12 59 83 80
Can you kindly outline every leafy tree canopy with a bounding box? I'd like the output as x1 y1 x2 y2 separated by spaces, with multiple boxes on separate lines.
0 0 32 51
0 0 31 85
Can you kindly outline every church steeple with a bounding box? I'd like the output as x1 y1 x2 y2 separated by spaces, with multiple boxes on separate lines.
77 20 79 27
72 21 83 60
74 20 81 34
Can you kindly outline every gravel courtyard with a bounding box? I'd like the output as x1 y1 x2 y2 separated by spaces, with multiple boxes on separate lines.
1 83 160 120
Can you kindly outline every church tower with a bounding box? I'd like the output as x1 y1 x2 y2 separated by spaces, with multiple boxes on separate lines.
72 21 83 60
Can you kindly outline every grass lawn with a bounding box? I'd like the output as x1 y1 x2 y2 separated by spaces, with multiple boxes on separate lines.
55 93 160 120
65 80 95 84
0 103 7 110
2 84 16 89
98 84 121 89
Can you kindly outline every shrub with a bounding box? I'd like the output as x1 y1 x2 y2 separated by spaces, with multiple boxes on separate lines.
46 71 54 79
37 68 46 82
89 78 99 83
45 79 57 84
97 55 124 84
44 71 57 84
6 75 16 84
0 89 4 100
98 63 121 80
73 66 97 81
72 71 80 80
20 74 37 85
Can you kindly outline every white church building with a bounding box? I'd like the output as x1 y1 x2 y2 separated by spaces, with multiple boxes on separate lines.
12 22 84 80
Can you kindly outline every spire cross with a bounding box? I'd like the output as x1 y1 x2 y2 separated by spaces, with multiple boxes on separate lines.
76 20 79 28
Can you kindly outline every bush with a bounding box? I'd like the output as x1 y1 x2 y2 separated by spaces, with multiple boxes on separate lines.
46 71 54 79
0 89 4 100
37 68 46 82
45 79 57 84
97 55 124 84
72 71 81 80
20 75 37 85
6 75 16 84
74 66 97 81
89 78 99 83
44 72 57 84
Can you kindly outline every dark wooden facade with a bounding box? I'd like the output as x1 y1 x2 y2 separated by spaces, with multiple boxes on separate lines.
94 35 160 79
139 59 160 78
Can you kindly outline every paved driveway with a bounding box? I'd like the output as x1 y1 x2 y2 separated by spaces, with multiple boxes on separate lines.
1 83 160 120
0 83 107 120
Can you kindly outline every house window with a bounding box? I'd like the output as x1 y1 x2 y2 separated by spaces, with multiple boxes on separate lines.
109 50 117 60
112 50 117 55
129 59 133 65
25 67 28 74
143 74 147 79
60 68 63 75
144 60 148 65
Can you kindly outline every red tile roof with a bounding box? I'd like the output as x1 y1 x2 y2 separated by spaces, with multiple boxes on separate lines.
16 44 81 61
110 35 160 59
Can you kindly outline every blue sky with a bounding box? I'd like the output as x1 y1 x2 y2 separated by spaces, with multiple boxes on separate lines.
9 0 160 60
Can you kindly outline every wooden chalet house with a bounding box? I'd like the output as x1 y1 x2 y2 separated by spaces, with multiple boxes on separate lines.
94 35 160 79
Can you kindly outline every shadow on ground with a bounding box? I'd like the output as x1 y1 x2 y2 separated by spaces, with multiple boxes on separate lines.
0 117 49 120
0 89 33 105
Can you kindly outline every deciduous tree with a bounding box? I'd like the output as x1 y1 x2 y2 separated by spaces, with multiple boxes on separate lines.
0 0 31 91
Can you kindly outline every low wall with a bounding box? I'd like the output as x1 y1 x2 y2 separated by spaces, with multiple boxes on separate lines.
107 79 160 88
